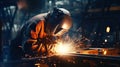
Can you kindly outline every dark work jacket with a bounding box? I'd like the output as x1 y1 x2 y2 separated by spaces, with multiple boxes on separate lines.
10 13 48 59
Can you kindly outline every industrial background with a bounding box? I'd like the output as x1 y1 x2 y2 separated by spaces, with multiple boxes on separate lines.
0 0 120 67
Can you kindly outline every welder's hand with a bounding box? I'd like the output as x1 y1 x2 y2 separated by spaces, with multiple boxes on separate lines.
43 35 57 44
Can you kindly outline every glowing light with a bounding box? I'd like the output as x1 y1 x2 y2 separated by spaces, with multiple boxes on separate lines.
52 40 75 55
103 50 107 55
55 44 70 54
105 39 107 42
62 23 68 29
106 26 110 33
35 63 40 67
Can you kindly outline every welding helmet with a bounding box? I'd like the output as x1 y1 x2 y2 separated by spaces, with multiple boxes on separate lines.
46 7 72 37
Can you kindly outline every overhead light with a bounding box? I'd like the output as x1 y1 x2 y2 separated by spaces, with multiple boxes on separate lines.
105 39 107 42
106 26 110 33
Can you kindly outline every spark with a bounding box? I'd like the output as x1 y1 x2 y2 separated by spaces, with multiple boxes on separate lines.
51 40 75 55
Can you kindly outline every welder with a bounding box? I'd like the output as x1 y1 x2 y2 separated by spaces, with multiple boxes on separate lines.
10 7 72 58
